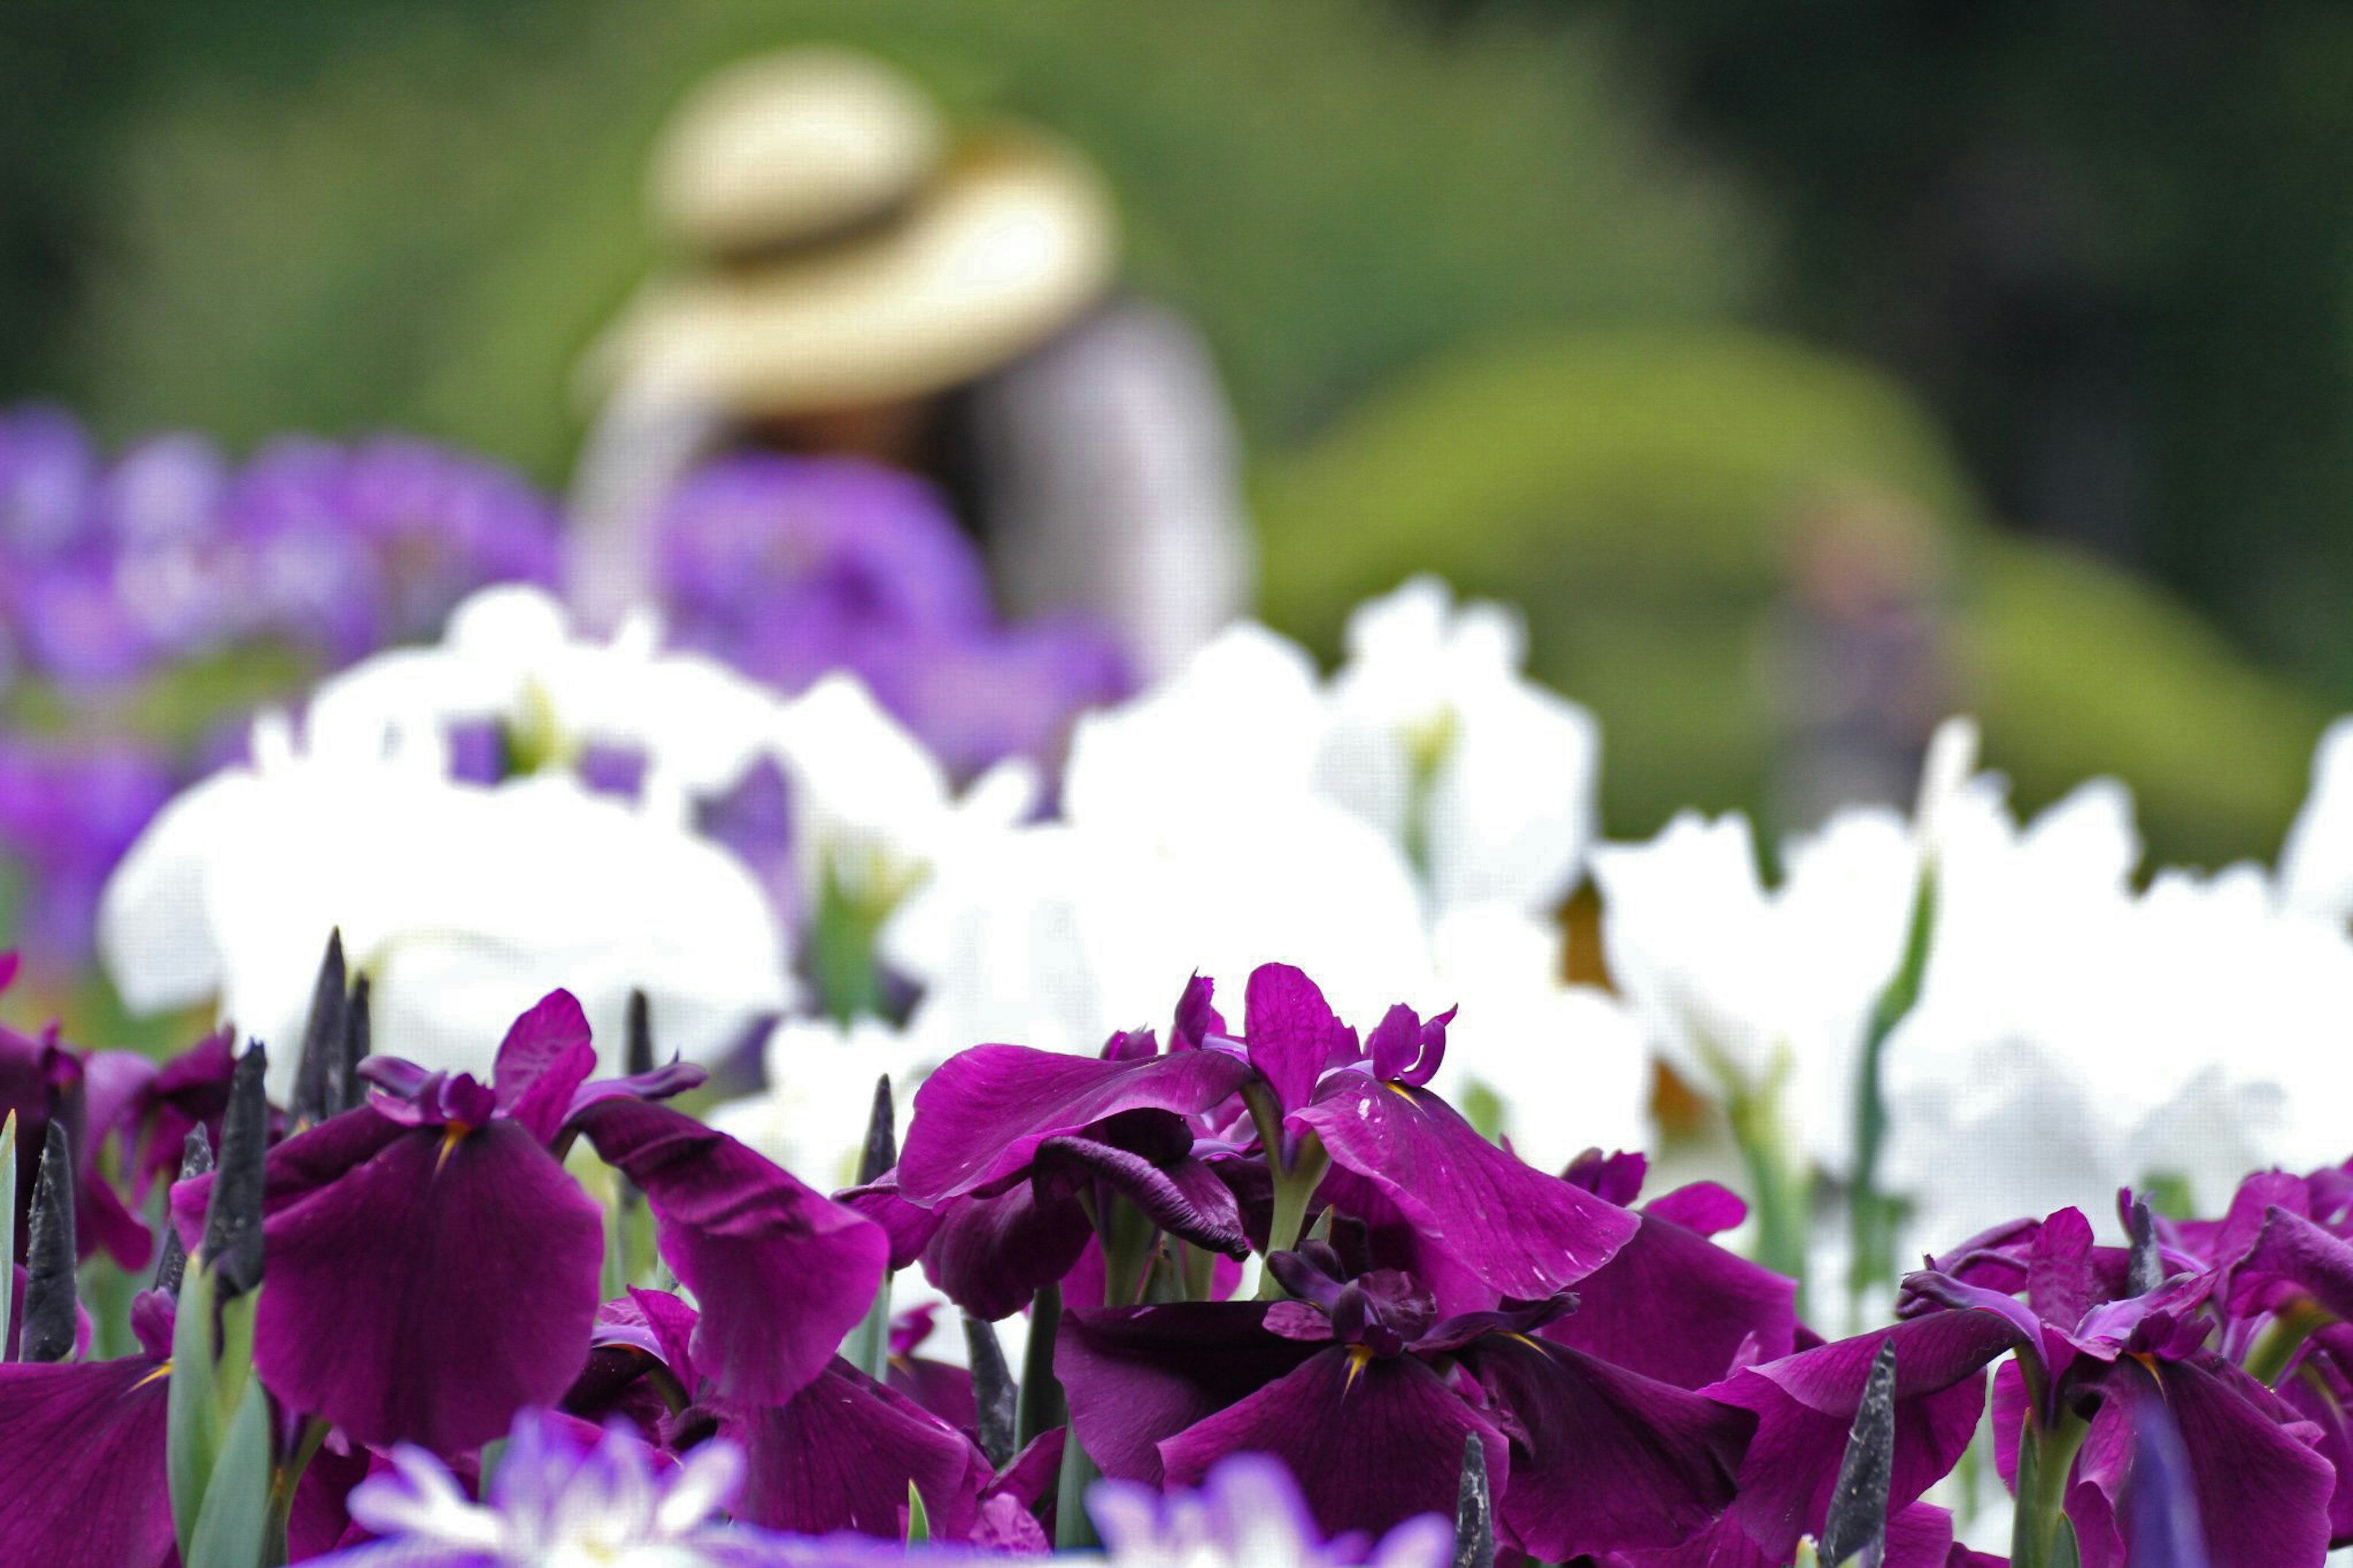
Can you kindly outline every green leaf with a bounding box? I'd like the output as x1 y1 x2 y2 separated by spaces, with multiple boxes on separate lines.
904 1480 931 1546
0 1110 17 1358
186 1372 273 1568
167 1265 222 1556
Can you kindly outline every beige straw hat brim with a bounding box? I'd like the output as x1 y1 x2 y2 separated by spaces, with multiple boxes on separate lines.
586 134 1118 416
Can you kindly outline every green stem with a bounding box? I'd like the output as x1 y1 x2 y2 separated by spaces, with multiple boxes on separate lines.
1015 1284 1065 1450
1053 1425 1102 1549
2009 1406 2090 1568
263 1415 332 1567
2246 1299 2333 1386
844 1271 894 1382
1726 1083 1811 1321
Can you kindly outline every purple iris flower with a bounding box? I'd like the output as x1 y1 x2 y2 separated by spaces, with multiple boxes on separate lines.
0 961 159 1269
169 989 889 1456
1901 1204 2335 1568
1088 1450 1453 1568
0 733 176 976
653 453 1132 779
0 1287 176 1568
1057 1241 1751 1554
222 434 559 664
551 1280 1025 1543
896 965 1639 1316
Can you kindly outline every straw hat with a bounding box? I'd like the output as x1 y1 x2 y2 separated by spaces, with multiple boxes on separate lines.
585 48 1120 417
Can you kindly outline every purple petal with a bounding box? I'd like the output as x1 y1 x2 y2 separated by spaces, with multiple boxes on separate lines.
730 1358 987 1539
898 1045 1254 1205
1032 1137 1249 1260
920 1183 1093 1322
0 1356 173 1568
1059 1302 1324 1485
1172 974 1227 1053
1704 1315 2015 1561
257 1118 603 1453
2233 1205 2353 1320
1542 1205 1797 1389
1243 964 1357 1116
837 1171 946 1272
572 1098 888 1406
1645 1181 1749 1239
1157 1345 1510 1541
1469 1333 1750 1558
492 990 597 1145
1294 1075 1639 1299
2067 1357 2332 1568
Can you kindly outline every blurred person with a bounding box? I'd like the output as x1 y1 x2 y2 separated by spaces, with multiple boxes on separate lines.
1767 488 1954 830
572 47 1252 680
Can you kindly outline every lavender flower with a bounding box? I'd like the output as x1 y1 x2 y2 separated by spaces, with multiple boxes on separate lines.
1089 1453 1453 1568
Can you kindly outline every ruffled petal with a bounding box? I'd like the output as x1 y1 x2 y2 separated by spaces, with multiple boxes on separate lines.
1242 963 1356 1116
899 1045 1254 1204
1294 1074 1638 1299
920 1184 1092 1322
1704 1314 2014 1561
730 1358 987 1539
256 1118 602 1453
1468 1333 1750 1558
1157 1346 1510 1541
572 1097 888 1406
1031 1137 1248 1259
0 1357 173 1568
1059 1302 1323 1485
490 989 597 1145
1541 1206 1797 1389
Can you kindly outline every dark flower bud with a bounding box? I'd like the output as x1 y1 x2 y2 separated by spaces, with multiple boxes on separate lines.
329 972 373 1118
964 1311 1018 1469
2127 1197 2164 1299
626 989 654 1080
203 1043 270 1298
292 930 349 1130
1453 1431 1493 1568
151 1126 215 1297
1820 1339 1898 1567
20 1123 77 1363
858 1075 896 1187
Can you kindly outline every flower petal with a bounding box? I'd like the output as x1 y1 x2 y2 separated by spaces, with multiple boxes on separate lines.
898 1044 1253 1204
1468 1333 1749 1559
1294 1075 1638 1299
730 1358 987 1539
1157 1346 1510 1541
1059 1302 1323 1485
256 1118 603 1453
0 1357 173 1568
1243 964 1356 1116
491 989 597 1144
1703 1315 2014 1561
920 1184 1093 1322
572 1097 888 1406
1540 1206 1796 1390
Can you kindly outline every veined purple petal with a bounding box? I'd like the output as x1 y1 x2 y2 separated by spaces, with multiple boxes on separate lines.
0 1355 173 1568
920 1182 1092 1321
1294 1075 1638 1299
1059 1302 1323 1486
1541 1203 1796 1390
2067 1356 2331 1568
2233 1205 2353 1322
1243 964 1357 1117
1157 1345 1510 1541
1171 974 1226 1053
257 1118 603 1453
1704 1315 2014 1561
1031 1135 1249 1259
836 1171 946 1272
730 1358 987 1539
898 1045 1254 1204
492 990 597 1145
572 1097 888 1406
1468 1333 1751 1558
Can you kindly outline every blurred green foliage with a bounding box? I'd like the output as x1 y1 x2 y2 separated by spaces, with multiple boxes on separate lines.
1259 329 2330 864
1 0 2341 871
45 0 1757 477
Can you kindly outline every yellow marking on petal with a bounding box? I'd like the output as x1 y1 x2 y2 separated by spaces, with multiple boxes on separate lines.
1344 1344 1374 1395
436 1123 474 1173
1385 1082 1417 1103
132 1361 173 1390
1506 1333 1546 1352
